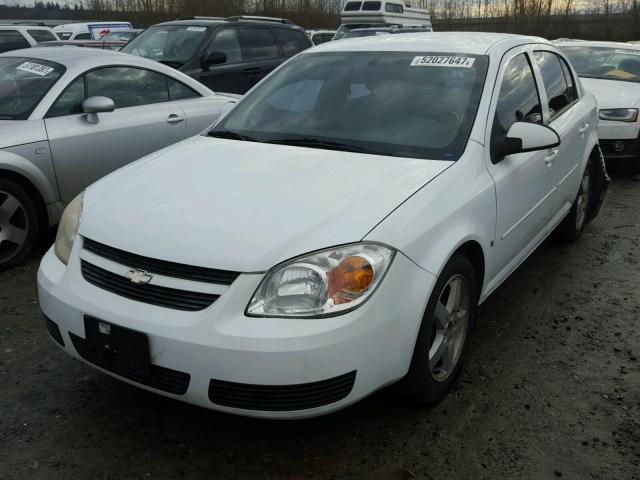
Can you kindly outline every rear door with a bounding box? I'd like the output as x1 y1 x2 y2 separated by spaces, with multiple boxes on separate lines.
238 26 282 90
532 50 592 221
44 66 189 203
485 48 558 275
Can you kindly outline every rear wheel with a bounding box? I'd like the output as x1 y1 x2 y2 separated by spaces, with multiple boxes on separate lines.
0 179 39 270
554 159 592 242
401 254 478 403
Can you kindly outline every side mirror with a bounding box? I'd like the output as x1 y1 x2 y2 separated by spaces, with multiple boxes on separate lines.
492 121 560 162
201 51 227 71
82 96 115 124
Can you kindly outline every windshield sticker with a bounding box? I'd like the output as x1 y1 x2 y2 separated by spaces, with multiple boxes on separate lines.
16 62 55 77
187 26 206 32
411 56 475 68
615 49 640 56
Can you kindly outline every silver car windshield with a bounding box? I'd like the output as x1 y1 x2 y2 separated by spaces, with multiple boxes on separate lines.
212 52 488 161
121 25 209 66
560 46 640 83
0 57 64 120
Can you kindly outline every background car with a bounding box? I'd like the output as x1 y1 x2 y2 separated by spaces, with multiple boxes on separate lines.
121 16 312 94
37 39 128 51
100 29 143 43
0 25 58 53
307 29 336 45
557 40 640 172
38 33 606 420
53 22 134 41
339 25 431 39
0 47 239 269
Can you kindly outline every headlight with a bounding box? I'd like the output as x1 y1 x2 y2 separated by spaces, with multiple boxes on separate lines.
599 108 638 122
54 191 84 265
247 243 396 318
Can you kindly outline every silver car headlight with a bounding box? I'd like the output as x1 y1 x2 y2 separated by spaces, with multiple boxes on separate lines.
599 108 638 122
54 191 84 265
247 243 396 318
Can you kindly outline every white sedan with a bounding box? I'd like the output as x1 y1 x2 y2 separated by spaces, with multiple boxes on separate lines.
39 32 605 419
557 40 640 171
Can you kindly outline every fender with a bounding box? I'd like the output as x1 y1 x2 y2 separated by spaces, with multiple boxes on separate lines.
0 148 60 208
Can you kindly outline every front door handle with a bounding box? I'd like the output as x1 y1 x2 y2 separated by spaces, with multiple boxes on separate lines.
578 123 589 135
167 114 185 125
545 149 559 167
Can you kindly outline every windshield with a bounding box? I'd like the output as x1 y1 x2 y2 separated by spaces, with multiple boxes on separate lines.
0 57 64 120
121 25 209 64
560 46 640 82
211 52 488 161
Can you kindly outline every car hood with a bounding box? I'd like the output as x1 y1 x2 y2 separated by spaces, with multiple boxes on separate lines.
80 136 451 272
580 77 640 109
0 120 47 149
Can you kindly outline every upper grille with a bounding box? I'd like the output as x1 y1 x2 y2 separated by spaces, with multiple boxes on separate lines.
83 237 240 285
81 261 218 311
208 371 357 411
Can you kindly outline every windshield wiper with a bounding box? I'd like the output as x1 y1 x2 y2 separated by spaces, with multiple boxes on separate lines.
208 130 258 142
266 137 370 154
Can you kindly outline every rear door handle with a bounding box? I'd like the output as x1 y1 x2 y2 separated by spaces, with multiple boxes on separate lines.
167 114 185 125
578 123 589 135
545 149 559 167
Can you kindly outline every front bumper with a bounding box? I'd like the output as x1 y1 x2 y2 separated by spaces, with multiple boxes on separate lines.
597 119 640 162
38 240 434 419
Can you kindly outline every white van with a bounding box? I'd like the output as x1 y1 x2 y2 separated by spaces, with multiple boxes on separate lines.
53 22 133 41
335 1 431 39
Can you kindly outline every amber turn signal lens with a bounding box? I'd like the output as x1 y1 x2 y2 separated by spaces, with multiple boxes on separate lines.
328 255 374 304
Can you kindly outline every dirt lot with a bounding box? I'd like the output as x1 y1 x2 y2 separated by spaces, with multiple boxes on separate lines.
0 175 639 480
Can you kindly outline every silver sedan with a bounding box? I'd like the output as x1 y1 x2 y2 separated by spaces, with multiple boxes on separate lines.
0 47 238 269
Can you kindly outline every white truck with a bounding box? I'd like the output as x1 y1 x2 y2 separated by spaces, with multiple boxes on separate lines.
334 0 432 40
53 22 133 41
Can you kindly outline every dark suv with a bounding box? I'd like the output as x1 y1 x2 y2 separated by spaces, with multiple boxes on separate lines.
121 16 312 94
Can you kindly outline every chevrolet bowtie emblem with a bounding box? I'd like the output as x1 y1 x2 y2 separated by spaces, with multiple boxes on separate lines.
126 269 153 285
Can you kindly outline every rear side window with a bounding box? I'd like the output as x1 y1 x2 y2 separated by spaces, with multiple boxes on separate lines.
344 2 362 11
0 31 30 53
492 53 542 158
86 67 169 108
386 3 404 12
75 33 91 40
534 51 575 120
28 30 57 42
240 27 279 61
363 1 382 10
559 56 579 104
48 76 86 118
207 28 242 64
274 29 309 57
167 78 200 100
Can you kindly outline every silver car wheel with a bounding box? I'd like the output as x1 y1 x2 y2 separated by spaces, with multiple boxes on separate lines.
429 274 470 383
0 191 28 262
575 167 590 230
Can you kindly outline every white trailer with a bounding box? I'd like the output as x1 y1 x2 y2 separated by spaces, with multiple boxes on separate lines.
335 1 431 39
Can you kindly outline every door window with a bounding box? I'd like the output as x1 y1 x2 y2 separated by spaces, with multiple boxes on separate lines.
167 77 200 100
85 67 169 109
0 31 30 53
274 29 309 57
74 33 91 40
491 53 542 158
28 29 57 42
534 51 576 120
47 77 86 118
559 56 579 104
240 27 279 61
207 28 242 64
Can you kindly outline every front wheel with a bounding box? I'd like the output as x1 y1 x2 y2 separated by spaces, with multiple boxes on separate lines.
0 179 39 270
400 254 478 404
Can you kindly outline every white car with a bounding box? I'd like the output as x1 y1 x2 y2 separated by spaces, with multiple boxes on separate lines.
53 22 133 41
38 33 605 419
557 41 640 171
307 29 336 45
0 26 58 53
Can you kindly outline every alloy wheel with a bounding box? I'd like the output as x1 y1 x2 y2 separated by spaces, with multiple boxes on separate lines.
429 274 470 382
575 167 590 230
0 191 28 263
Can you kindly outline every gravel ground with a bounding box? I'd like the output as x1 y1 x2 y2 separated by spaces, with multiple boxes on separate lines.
0 175 638 480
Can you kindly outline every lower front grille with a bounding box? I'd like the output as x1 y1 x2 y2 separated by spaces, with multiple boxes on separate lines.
44 315 64 346
81 261 218 311
208 371 357 411
70 332 190 395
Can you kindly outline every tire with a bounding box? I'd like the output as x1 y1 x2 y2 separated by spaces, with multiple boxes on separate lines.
554 158 593 243
0 178 39 271
400 254 478 404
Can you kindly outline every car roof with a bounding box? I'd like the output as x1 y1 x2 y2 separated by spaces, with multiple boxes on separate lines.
316 31 549 55
154 18 304 30
555 40 640 50
0 25 53 30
